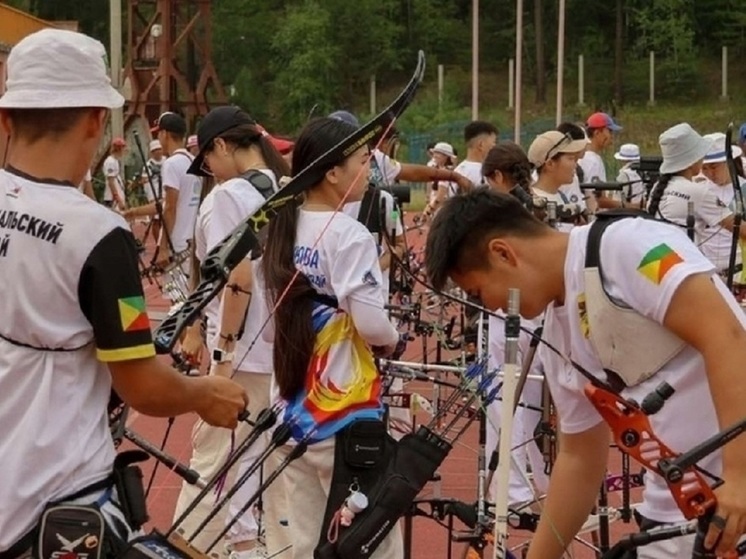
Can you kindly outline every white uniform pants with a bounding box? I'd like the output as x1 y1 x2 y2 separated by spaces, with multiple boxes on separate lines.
172 372 290 556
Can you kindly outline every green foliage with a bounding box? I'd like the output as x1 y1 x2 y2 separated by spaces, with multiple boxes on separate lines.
268 1 341 129
693 0 746 54
6 0 746 143
630 0 696 66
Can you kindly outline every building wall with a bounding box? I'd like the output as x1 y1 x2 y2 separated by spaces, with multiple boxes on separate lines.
0 5 59 98
0 4 57 46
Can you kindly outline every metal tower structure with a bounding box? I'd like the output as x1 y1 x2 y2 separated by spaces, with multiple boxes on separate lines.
123 0 226 131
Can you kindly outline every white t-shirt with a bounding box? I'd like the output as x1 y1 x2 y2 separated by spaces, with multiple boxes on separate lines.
207 172 277 373
440 178 460 199
657 176 732 259
700 179 742 272
454 160 485 187
559 175 587 210
426 160 458 199
207 173 277 374
616 165 645 206
141 157 164 203
542 218 741 523
369 149 401 187
531 186 576 232
161 149 201 252
578 150 606 183
342 190 404 294
426 159 439 202
260 210 397 442
0 168 156 549
102 155 124 203
193 185 220 342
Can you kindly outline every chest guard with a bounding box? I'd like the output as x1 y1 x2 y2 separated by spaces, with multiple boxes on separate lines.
583 212 686 389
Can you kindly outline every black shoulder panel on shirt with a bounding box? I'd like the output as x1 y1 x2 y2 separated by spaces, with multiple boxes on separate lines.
79 228 154 358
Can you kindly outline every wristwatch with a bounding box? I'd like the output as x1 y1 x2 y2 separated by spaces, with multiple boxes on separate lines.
212 348 234 364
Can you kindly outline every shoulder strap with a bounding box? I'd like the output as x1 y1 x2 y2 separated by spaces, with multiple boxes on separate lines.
240 169 276 201
358 187 383 235
171 149 194 162
585 209 653 269
576 164 585 184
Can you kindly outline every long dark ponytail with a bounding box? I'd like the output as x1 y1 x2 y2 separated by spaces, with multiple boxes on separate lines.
647 173 673 216
216 123 290 180
262 117 358 400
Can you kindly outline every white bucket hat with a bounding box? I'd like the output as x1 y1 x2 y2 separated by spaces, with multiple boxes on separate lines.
432 141 455 159
702 132 743 164
659 123 713 175
0 29 124 110
149 139 163 152
614 143 640 161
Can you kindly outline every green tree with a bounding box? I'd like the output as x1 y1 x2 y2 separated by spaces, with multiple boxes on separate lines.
269 1 342 129
325 0 404 101
212 0 281 122
401 0 470 67
692 0 746 55
629 0 700 98
630 0 696 67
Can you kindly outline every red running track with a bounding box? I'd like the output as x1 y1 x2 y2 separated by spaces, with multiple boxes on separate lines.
126 217 643 559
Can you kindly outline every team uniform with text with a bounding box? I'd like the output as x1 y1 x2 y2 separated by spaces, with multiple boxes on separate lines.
0 167 155 552
657 176 732 268
258 210 401 559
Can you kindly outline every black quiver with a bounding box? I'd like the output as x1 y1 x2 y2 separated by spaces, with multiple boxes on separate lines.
315 426 451 559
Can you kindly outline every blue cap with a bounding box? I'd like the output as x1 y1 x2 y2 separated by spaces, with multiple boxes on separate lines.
328 110 360 128
739 123 746 144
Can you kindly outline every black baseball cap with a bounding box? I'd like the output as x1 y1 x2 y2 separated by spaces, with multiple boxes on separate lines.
151 111 187 136
187 106 256 176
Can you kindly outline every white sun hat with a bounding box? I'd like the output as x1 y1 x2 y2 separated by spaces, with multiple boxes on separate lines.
432 142 455 159
614 143 641 161
149 139 163 152
702 132 743 164
659 123 713 175
0 29 124 110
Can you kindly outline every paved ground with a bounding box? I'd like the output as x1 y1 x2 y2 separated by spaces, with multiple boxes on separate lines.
124 216 645 559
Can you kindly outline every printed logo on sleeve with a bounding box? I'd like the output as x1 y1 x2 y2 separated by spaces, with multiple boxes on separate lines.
118 296 150 332
362 270 379 287
637 243 684 285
